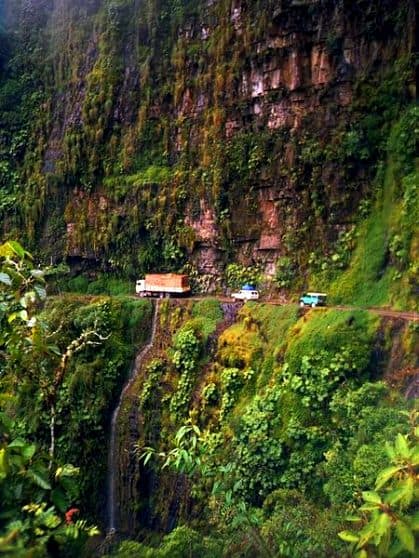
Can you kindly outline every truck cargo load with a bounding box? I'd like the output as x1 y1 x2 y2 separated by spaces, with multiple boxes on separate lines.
136 273 190 297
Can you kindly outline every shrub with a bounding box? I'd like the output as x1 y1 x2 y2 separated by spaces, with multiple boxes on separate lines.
275 256 297 289
261 489 345 558
225 263 261 290
158 525 223 558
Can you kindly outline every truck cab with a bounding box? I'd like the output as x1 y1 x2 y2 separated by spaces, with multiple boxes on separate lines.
135 280 146 294
231 284 260 301
299 292 327 307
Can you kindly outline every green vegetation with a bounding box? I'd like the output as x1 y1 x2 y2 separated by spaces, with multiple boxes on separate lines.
339 419 418 557
1 241 417 555
106 525 223 558
169 328 201 421
0 0 417 556
225 263 262 290
118 299 418 557
328 105 419 309
275 256 297 290
0 242 99 554
0 0 415 311
0 241 152 555
60 274 134 296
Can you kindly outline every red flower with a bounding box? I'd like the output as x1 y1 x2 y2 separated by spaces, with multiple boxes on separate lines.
65 508 80 524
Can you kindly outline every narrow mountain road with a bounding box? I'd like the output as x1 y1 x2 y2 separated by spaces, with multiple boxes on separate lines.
269 300 418 322
166 295 419 322
51 293 418 322
333 306 419 322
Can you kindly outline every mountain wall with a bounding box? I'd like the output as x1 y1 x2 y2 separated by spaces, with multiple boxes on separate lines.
0 0 416 304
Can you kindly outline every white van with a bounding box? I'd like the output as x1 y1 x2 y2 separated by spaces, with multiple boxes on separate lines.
231 289 260 301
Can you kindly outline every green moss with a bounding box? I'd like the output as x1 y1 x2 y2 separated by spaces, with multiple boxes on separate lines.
182 317 214 345
327 105 418 309
242 303 299 354
192 298 223 323
104 166 173 191
60 274 133 296
173 299 224 345
218 322 264 370
284 309 378 376
328 199 395 307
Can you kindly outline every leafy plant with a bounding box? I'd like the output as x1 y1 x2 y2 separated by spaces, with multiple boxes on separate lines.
140 422 203 476
339 413 419 557
281 346 363 409
140 359 166 408
225 263 261 290
0 242 100 554
275 256 297 289
170 329 201 420
219 367 254 421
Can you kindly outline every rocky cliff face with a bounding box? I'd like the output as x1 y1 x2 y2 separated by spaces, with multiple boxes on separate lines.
0 0 415 285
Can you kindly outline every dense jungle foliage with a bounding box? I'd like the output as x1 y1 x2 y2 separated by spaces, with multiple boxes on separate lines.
1 248 417 556
0 241 152 555
102 298 418 558
0 0 418 556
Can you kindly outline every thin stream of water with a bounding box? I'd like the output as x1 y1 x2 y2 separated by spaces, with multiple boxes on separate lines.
107 300 159 533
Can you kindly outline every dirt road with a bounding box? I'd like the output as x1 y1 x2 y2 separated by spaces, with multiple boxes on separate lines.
176 295 419 322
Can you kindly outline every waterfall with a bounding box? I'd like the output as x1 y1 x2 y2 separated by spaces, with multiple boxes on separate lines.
107 300 159 534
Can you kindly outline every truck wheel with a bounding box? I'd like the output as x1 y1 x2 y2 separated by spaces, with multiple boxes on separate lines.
300 301 305 307
311 302 316 308
159 293 164 299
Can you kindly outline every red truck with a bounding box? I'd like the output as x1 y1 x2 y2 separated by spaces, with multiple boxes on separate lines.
135 274 191 298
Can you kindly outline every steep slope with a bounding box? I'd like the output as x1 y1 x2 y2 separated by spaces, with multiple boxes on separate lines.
100 298 418 556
